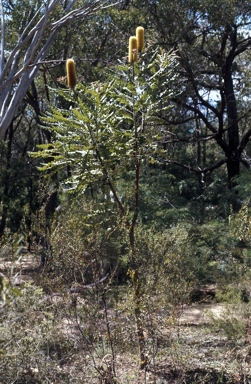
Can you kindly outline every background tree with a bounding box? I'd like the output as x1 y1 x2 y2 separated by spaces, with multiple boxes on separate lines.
0 0 120 136
2 0 251 234
140 0 251 209
0 0 121 236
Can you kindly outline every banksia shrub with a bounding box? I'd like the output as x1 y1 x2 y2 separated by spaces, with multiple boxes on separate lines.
66 58 77 89
136 26 144 53
129 36 138 63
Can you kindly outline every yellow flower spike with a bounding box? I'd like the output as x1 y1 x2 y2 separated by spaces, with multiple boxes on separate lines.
66 58 77 89
136 26 144 53
129 36 138 63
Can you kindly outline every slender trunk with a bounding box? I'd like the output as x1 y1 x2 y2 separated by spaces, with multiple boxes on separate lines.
224 49 240 188
129 100 147 369
0 122 14 235
129 226 147 369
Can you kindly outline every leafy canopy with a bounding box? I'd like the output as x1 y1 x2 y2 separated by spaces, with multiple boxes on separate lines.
33 48 176 209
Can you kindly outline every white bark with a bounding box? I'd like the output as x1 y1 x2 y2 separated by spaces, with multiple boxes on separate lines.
0 0 118 137
0 0 5 75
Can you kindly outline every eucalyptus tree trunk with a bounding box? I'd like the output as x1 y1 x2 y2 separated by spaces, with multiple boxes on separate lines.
0 123 14 236
0 0 115 137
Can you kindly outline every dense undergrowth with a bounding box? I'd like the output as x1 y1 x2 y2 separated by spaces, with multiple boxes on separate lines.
1 201 251 383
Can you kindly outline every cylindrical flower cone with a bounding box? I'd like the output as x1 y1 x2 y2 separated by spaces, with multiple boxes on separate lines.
129 36 138 63
66 59 77 89
136 26 144 53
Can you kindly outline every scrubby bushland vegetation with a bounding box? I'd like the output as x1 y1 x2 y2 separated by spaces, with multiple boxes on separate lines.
2 0 251 382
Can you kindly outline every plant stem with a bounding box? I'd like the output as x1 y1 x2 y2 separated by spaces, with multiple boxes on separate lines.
130 65 147 368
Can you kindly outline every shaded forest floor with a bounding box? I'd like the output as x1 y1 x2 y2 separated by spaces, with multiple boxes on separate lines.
1 250 251 383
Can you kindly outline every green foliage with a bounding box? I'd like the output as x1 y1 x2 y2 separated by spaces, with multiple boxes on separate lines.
2 0 251 380
33 48 176 194
30 48 177 266
229 201 251 267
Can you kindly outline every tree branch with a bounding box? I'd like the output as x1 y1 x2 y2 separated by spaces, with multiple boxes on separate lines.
165 158 227 175
0 0 121 137
238 128 251 156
